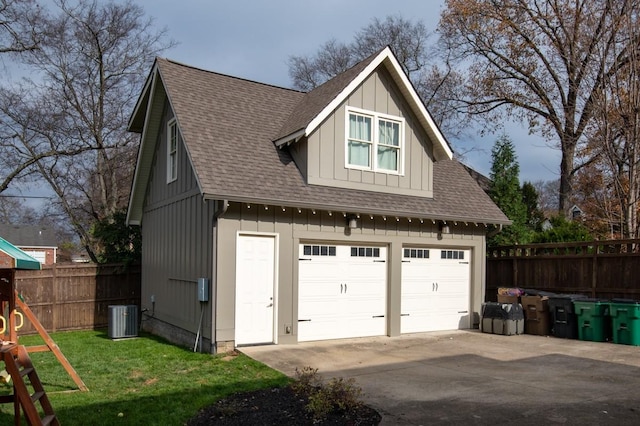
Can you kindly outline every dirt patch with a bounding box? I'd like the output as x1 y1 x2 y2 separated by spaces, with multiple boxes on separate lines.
220 350 240 362
187 385 381 426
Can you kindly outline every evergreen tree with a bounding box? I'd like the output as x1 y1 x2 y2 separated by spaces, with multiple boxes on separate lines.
533 215 592 243
521 181 545 232
91 210 141 265
488 135 530 246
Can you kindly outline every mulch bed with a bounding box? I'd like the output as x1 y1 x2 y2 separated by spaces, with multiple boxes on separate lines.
187 385 381 426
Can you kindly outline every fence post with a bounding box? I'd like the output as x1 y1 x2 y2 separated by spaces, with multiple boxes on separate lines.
512 248 518 287
591 244 598 299
52 264 58 332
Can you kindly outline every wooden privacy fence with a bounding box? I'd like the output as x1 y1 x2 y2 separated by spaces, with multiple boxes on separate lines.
8 263 140 334
486 239 640 301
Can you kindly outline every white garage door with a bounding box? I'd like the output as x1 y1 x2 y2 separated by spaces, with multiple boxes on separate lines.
401 248 470 333
298 244 386 342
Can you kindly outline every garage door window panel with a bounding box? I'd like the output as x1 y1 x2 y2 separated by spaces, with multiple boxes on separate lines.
351 246 380 257
404 248 429 259
303 245 336 256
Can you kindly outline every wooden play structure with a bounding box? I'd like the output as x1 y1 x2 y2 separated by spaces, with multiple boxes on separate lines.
0 237 87 425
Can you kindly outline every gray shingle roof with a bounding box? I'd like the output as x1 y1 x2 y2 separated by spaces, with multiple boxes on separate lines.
274 49 380 141
140 58 508 225
0 224 57 247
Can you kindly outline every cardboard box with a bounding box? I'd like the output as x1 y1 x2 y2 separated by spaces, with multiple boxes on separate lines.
521 295 549 316
497 294 519 304
525 315 551 335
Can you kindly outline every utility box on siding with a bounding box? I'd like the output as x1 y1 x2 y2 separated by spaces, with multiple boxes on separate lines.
197 277 209 302
108 305 139 339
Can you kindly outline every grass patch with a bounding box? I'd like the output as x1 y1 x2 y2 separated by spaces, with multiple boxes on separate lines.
0 330 288 425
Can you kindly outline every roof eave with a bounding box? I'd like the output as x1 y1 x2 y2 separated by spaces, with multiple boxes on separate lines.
126 66 162 226
274 128 305 147
202 193 510 226
128 60 158 132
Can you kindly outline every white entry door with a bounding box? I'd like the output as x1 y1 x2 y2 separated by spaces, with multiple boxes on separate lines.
401 248 470 333
298 244 387 342
235 234 276 345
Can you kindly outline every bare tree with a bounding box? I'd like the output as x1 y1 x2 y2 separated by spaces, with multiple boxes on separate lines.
289 39 354 92
578 9 640 238
352 15 429 76
0 0 174 260
414 60 471 140
439 0 640 213
0 195 38 223
289 15 431 90
0 0 43 54
532 179 559 215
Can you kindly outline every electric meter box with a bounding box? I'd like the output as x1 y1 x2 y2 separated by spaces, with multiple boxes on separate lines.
197 278 209 302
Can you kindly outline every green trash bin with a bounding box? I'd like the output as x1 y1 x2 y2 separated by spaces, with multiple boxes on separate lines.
573 299 609 342
609 299 640 346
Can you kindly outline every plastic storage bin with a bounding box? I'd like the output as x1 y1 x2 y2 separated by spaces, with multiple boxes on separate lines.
548 294 587 339
481 302 524 336
573 299 610 342
609 300 640 346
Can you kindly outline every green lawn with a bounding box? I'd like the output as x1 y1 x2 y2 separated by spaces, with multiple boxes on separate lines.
0 330 289 425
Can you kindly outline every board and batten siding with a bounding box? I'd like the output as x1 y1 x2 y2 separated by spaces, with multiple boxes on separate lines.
305 67 434 197
215 202 486 347
140 102 216 349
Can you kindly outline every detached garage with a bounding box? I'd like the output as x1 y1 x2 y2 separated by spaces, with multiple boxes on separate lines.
127 47 510 352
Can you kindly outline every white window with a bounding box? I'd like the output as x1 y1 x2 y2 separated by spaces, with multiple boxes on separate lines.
167 119 178 183
346 108 404 174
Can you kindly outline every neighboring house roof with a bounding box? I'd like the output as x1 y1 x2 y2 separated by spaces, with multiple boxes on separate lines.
0 224 58 248
461 163 492 193
127 48 509 226
0 236 41 270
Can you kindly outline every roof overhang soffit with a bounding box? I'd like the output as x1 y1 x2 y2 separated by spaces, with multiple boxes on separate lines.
203 197 511 227
274 129 305 147
128 60 158 133
275 47 454 161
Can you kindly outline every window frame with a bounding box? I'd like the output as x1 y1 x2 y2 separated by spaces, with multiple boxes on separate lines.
167 118 178 183
345 107 405 175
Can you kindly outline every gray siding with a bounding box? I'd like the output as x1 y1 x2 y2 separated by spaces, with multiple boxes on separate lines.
140 102 216 350
305 68 434 196
216 202 486 347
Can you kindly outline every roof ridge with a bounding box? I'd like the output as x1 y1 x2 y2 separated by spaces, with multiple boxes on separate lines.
157 57 304 94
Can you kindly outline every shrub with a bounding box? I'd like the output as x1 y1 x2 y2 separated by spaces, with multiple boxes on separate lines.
292 366 364 421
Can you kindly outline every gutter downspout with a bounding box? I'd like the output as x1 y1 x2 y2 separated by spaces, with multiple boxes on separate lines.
487 223 504 238
211 200 229 354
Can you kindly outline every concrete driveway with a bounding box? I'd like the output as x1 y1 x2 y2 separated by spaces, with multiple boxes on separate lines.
241 331 640 425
